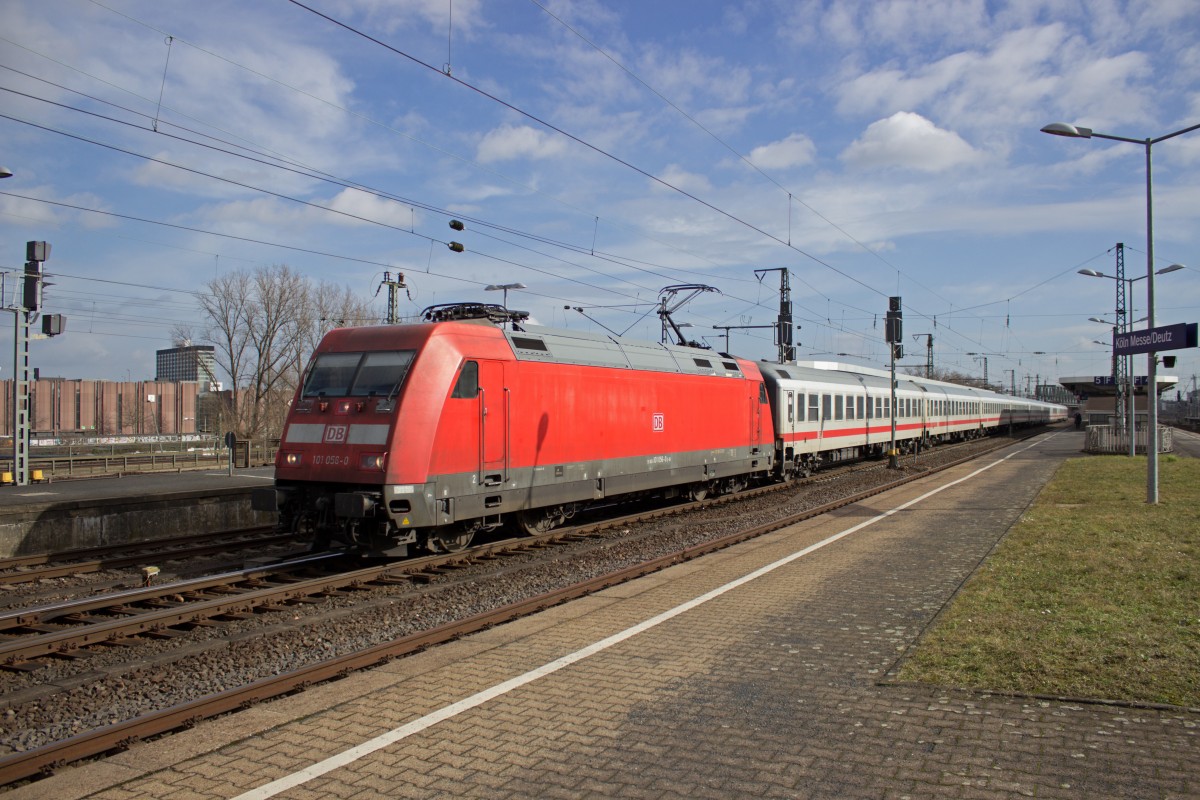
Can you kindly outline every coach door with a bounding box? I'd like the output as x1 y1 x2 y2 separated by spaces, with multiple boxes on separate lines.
478 360 508 485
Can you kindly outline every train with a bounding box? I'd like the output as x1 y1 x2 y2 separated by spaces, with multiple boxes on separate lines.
252 304 1066 556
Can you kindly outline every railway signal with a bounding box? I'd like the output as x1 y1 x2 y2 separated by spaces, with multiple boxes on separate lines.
886 296 902 468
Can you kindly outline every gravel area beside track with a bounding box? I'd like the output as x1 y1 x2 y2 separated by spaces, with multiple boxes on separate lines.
0 435 1033 756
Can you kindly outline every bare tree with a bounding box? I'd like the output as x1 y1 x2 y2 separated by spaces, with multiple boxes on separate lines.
188 265 378 440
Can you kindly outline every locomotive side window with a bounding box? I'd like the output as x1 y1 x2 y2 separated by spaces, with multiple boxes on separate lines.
352 351 416 396
759 382 768 404
451 361 480 398
302 353 361 397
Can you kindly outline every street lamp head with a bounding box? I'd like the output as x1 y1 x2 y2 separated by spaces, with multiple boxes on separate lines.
485 282 526 291
1088 317 1113 325
1078 268 1106 278
0 167 12 179
1157 263 1185 275
1041 122 1093 139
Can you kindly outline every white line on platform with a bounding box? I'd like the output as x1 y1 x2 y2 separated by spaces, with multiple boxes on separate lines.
231 434 1056 800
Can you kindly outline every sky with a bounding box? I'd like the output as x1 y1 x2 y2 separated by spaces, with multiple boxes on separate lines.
1 0 1199 396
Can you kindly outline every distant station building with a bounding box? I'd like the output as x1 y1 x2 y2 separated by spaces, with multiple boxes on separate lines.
1059 373 1178 428
156 344 219 392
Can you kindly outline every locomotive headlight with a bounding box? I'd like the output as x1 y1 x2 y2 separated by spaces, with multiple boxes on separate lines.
283 452 302 467
360 453 386 471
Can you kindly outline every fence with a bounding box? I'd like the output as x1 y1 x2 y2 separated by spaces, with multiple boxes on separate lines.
1084 425 1173 455
0 438 279 482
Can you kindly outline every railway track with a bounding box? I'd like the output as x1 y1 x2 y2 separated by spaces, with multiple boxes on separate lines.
0 428 1054 787
0 527 302 587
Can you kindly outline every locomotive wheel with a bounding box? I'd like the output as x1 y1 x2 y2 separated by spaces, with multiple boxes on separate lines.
435 528 474 553
688 485 709 501
517 508 559 535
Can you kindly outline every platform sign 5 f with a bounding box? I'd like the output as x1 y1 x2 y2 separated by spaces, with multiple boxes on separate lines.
324 424 348 443
652 413 664 432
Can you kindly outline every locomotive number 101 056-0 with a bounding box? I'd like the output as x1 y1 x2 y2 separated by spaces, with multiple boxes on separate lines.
311 454 351 466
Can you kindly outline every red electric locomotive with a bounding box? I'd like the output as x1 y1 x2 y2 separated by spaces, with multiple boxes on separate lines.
254 305 774 556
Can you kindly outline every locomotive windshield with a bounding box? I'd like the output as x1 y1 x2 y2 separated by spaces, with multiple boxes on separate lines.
302 350 416 397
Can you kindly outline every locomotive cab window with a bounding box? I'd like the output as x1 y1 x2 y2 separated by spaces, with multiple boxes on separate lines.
302 350 416 398
759 383 768 404
302 352 359 397
451 361 480 398
351 351 416 397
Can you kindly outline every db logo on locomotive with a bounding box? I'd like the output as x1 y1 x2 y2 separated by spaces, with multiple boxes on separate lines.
324 424 348 443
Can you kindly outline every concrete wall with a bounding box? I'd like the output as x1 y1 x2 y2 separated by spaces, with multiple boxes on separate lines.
0 489 275 557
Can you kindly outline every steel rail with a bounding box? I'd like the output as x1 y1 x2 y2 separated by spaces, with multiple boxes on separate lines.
0 527 298 586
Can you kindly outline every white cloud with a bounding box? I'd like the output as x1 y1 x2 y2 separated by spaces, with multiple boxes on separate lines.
476 125 568 163
328 188 414 228
652 164 712 194
841 112 982 172
747 133 816 170
331 0 486 37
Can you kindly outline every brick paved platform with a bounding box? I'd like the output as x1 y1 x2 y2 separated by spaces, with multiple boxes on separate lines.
10 429 1198 799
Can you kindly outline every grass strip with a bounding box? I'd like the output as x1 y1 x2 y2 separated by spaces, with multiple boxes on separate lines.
898 455 1200 706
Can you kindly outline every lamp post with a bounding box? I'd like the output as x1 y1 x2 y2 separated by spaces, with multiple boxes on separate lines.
1042 120 1199 503
485 282 525 311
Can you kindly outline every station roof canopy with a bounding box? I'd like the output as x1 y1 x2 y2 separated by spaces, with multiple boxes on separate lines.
1059 375 1178 397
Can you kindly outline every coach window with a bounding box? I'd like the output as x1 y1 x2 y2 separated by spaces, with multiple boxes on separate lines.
787 392 794 423
834 395 844 421
808 394 819 422
822 394 832 421
856 396 864 419
450 361 480 398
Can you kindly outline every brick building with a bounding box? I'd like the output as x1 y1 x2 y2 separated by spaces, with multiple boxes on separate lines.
0 379 201 438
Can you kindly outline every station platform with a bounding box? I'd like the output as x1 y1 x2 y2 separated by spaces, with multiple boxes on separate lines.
0 468 275 558
11 429 1199 799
